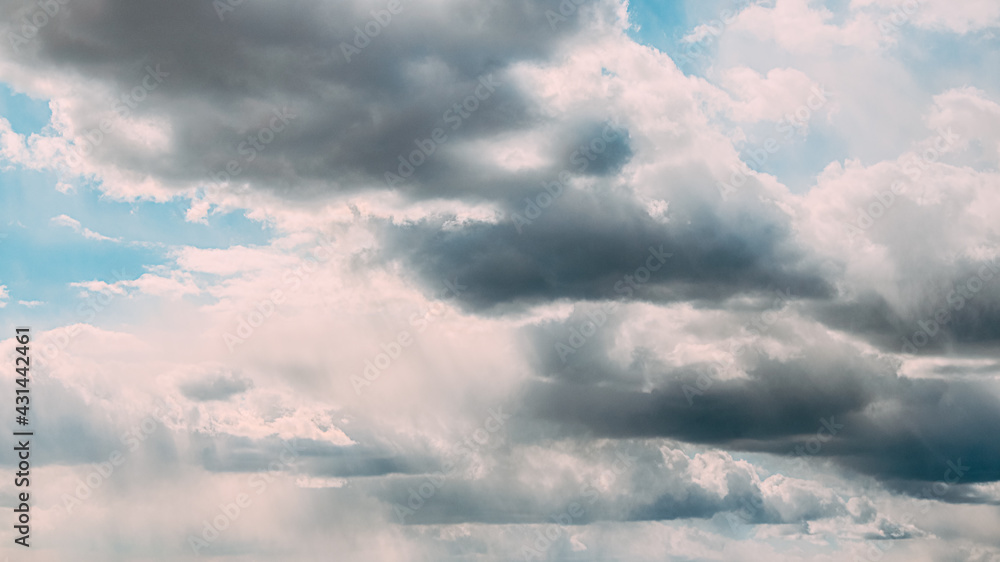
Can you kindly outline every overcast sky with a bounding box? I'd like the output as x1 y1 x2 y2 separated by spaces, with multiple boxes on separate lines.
2 0 1000 560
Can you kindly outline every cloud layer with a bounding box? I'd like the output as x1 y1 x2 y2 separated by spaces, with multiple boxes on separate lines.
2 0 1000 560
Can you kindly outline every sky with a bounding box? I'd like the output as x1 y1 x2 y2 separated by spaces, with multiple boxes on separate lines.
1 0 999 560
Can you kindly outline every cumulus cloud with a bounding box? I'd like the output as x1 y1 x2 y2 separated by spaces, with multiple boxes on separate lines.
1 0 1000 560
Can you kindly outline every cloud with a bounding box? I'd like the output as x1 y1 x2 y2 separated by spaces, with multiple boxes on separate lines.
50 214 120 242
729 0 882 53
522 353 1000 483
851 0 1000 34
0 0 624 206
1 0 1000 559
379 174 832 312
179 371 254 402
71 271 199 299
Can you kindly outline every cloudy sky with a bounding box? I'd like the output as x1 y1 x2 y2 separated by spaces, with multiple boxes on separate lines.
1 0 1000 560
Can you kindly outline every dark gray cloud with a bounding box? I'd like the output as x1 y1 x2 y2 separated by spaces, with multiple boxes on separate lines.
381 188 833 312
519 344 1000 485
180 372 253 401
808 258 1000 355
0 0 618 200
883 479 1000 505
